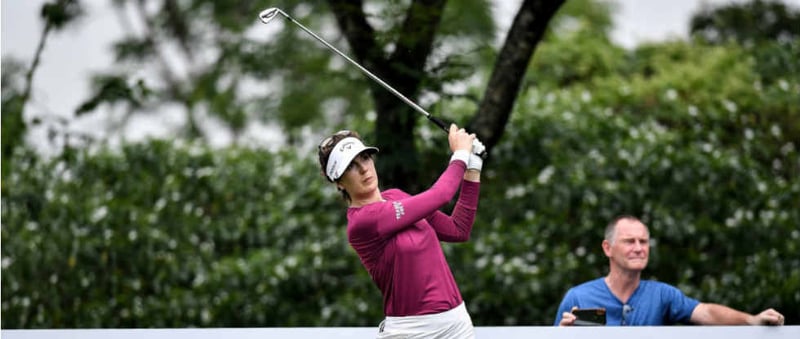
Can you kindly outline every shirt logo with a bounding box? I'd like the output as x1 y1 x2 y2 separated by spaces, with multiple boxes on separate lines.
392 201 405 220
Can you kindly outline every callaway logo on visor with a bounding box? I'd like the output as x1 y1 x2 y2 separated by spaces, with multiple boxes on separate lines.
339 141 355 151
326 142 354 179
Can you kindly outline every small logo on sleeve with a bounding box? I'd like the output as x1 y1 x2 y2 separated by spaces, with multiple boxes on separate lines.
392 201 405 220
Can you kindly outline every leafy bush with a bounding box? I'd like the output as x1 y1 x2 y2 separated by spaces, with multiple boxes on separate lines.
2 143 380 327
465 38 799 325
3 38 798 329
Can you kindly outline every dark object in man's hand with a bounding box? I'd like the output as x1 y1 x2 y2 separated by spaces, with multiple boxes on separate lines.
572 308 606 326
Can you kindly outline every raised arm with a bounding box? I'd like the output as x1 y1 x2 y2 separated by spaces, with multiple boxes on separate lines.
425 180 479 242
350 125 475 241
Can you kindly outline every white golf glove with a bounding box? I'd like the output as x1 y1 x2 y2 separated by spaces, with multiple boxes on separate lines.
467 153 483 172
472 138 486 155
467 138 485 171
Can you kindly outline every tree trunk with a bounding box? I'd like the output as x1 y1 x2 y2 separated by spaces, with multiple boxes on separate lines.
327 0 565 190
327 0 446 191
469 0 566 151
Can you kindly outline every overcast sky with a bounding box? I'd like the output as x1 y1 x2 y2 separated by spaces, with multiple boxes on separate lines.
2 0 798 151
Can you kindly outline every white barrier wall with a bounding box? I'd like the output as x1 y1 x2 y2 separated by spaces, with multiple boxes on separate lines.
3 326 798 339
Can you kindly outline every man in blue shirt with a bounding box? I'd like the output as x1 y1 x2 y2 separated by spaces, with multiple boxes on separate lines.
554 216 785 326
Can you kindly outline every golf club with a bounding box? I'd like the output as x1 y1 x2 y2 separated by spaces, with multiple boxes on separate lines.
258 7 486 157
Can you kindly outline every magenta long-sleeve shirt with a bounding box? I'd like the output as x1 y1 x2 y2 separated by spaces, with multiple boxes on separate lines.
346 160 480 316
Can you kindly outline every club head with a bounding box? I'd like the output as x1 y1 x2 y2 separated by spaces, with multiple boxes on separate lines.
258 8 284 24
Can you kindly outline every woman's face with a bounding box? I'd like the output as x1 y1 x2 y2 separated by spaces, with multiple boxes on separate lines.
338 152 379 199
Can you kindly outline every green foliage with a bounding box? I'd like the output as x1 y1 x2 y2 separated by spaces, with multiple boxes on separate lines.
4 0 799 329
465 35 799 325
439 0 495 40
4 32 799 327
690 0 800 45
528 24 626 88
75 0 500 144
2 142 380 327
41 0 84 29
76 76 150 116
2 58 29 177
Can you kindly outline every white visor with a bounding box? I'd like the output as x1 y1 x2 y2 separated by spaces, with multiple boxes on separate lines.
325 137 379 181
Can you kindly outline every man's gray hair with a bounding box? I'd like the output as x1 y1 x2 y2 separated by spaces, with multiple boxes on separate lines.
604 215 646 244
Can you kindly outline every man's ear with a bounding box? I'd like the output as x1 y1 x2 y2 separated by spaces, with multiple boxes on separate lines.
602 239 612 257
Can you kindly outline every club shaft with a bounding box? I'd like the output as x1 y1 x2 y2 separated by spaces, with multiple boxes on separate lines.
270 9 449 132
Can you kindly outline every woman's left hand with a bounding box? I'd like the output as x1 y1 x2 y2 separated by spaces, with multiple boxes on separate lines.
448 124 475 153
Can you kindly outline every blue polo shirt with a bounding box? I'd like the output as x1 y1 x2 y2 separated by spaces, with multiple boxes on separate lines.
554 278 700 326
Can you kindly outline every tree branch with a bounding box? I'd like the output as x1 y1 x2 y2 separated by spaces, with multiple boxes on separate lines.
326 0 381 69
470 0 566 151
389 0 446 91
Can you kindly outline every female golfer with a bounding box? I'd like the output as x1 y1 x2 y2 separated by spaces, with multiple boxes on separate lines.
318 125 483 338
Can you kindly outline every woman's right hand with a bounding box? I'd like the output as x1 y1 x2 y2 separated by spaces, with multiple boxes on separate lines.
448 124 475 153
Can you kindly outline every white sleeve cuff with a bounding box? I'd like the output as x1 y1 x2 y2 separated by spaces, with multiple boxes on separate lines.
450 150 470 165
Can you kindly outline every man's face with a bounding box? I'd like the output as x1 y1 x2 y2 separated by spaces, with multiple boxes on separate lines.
603 219 650 273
